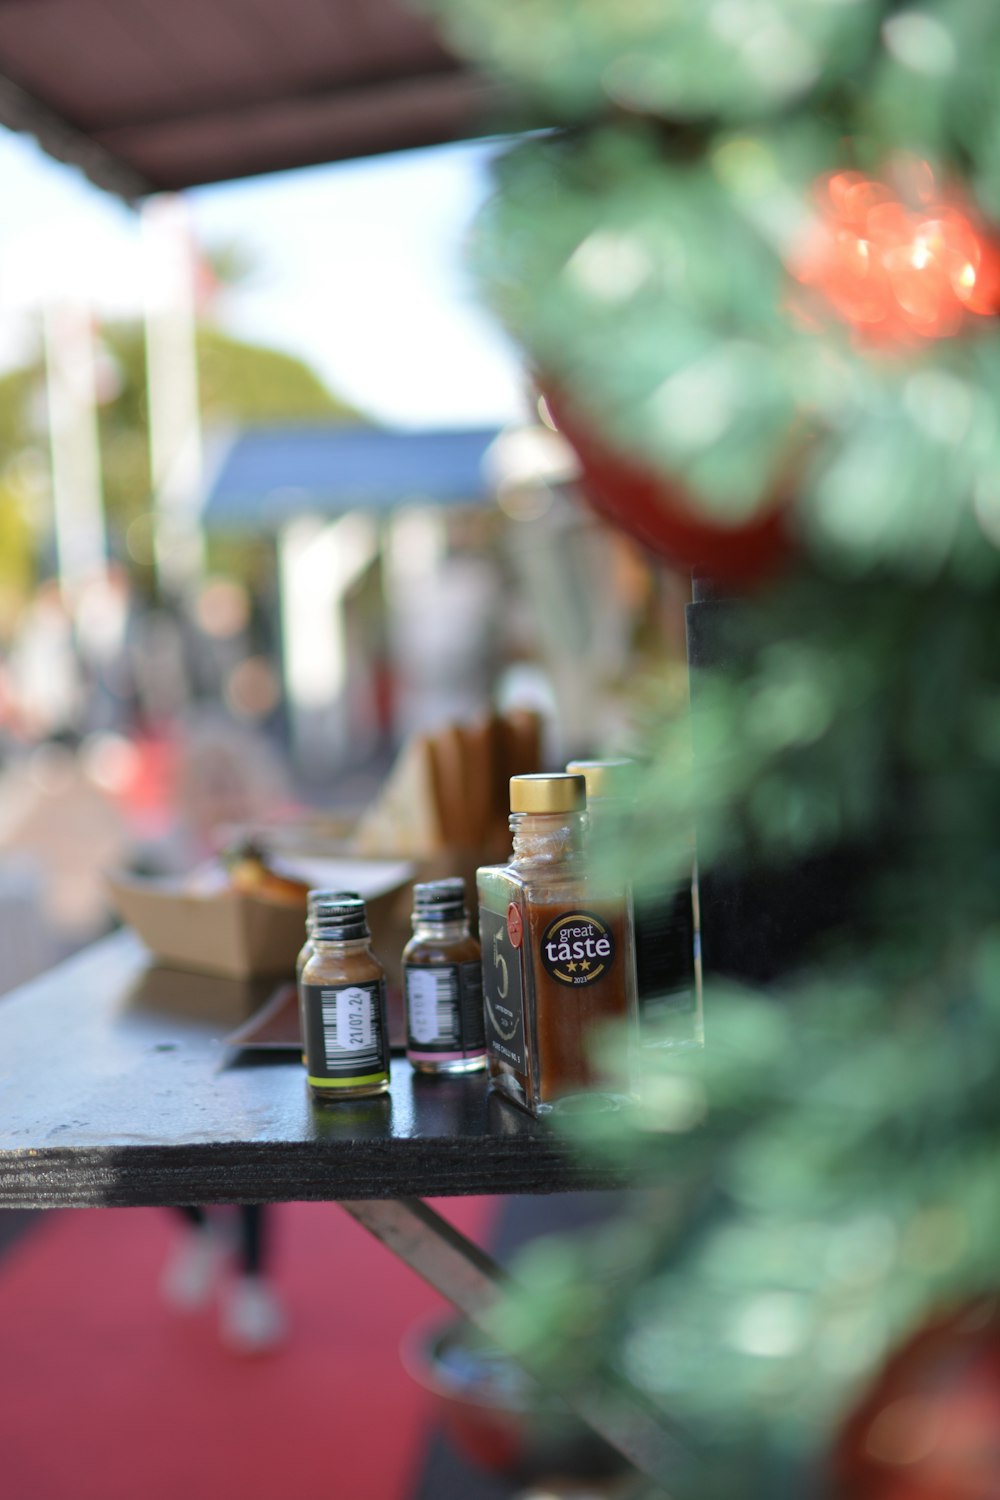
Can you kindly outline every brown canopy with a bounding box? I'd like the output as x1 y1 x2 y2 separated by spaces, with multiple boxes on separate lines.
0 0 507 198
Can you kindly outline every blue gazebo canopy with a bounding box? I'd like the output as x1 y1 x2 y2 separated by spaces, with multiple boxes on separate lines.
201 424 503 532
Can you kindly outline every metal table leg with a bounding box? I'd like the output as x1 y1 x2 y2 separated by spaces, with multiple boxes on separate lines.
340 1196 688 1494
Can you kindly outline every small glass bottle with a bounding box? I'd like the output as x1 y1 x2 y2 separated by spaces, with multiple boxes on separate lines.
296 889 361 1063
299 894 390 1101
403 878 485 1075
567 759 703 1049
476 773 638 1116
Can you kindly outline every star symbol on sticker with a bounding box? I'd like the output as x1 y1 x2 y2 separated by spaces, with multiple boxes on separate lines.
579 959 591 971
565 960 577 972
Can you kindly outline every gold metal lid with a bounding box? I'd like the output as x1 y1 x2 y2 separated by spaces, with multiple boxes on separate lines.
565 758 634 799
509 773 586 814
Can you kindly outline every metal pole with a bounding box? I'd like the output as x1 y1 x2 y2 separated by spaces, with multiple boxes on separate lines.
42 300 108 603
340 1196 688 1492
141 194 206 596
277 511 379 779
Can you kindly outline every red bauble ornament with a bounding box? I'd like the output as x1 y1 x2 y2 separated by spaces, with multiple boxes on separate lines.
791 164 1000 347
544 389 793 588
830 1297 1000 1500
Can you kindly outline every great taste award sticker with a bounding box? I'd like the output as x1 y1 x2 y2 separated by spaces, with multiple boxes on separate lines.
539 911 616 987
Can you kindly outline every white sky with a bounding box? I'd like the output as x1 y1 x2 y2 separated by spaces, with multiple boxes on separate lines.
0 126 529 429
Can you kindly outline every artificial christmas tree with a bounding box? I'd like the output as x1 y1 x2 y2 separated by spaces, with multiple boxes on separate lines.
420 1 1000 1494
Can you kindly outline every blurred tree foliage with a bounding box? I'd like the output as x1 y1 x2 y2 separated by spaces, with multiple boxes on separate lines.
420 1 1000 1495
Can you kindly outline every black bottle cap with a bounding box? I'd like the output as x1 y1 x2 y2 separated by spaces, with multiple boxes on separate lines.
412 878 467 922
311 893 369 940
307 887 361 912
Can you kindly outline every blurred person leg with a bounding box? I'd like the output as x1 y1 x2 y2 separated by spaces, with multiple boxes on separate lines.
160 1204 286 1352
219 1205 288 1355
159 1205 229 1309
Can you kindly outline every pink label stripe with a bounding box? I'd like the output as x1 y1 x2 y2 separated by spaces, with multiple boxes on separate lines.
406 1049 486 1062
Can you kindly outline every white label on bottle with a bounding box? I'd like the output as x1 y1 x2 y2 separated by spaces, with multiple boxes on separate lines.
407 969 442 1045
336 985 373 1051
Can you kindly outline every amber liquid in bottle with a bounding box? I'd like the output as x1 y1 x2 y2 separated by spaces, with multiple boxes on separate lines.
526 899 632 1100
299 895 390 1101
478 775 638 1116
297 888 362 1067
403 878 485 1075
567 758 703 1052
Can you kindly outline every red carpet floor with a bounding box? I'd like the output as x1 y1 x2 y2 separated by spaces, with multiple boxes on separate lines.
0 1198 497 1500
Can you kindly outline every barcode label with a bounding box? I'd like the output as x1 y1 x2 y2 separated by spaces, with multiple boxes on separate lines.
301 979 388 1081
405 961 484 1054
407 967 458 1046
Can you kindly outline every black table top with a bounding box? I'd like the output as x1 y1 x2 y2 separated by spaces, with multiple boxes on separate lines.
0 931 625 1209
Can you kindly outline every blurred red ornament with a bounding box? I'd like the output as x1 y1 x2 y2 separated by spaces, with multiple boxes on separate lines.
830 1297 1000 1500
543 389 793 587
792 165 1000 346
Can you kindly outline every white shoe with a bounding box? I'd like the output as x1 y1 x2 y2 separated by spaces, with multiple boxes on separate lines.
219 1274 288 1354
159 1222 229 1310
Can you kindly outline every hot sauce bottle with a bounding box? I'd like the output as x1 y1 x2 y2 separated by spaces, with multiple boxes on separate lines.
298 894 390 1101
476 773 638 1116
402 878 485 1075
296 889 362 1064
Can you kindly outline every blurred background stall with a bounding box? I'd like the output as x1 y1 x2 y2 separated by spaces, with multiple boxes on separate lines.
0 121 683 978
0 13 689 1498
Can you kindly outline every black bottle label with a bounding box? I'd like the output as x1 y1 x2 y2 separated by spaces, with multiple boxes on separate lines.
479 904 526 1072
301 979 389 1087
405 961 485 1056
539 910 617 987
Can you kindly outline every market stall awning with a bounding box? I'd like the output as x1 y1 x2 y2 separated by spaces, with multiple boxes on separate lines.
0 0 507 198
201 424 502 531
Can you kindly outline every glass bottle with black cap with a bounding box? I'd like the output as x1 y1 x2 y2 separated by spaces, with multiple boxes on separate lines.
403 877 485 1075
296 889 361 1062
298 893 390 1101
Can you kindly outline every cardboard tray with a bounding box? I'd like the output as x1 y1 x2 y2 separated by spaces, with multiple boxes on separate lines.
106 854 415 982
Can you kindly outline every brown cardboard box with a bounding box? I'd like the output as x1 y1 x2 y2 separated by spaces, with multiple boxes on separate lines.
108 708 542 989
106 855 415 983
